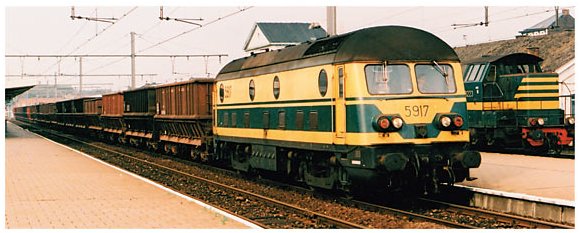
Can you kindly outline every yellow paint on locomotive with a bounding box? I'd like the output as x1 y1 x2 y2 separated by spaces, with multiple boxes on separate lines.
217 65 335 105
214 61 469 146
467 101 560 110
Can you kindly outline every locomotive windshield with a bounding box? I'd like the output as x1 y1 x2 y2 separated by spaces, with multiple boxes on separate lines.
416 64 456 94
365 64 412 94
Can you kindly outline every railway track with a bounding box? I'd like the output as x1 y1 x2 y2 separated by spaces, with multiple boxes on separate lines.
477 147 574 159
15 121 574 229
416 198 574 229
19 123 365 229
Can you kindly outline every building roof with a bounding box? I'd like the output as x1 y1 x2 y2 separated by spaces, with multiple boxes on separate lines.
454 30 574 72
243 22 328 52
519 10 575 34
5 85 35 102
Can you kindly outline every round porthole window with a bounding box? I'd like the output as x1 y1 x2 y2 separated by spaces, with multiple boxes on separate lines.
219 83 225 103
249 79 255 101
273 76 280 99
318 69 328 97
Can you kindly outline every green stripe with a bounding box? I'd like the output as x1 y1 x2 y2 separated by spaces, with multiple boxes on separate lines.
515 97 560 101
520 82 559 85
217 98 333 107
217 105 333 132
346 95 465 101
516 89 559 94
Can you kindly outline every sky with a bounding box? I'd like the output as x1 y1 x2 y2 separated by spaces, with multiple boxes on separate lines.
2 1 577 93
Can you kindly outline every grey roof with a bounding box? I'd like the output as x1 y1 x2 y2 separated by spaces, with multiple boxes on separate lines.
256 22 328 43
519 13 575 34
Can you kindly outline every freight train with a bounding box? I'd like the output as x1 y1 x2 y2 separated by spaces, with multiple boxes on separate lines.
13 25 481 195
463 53 574 154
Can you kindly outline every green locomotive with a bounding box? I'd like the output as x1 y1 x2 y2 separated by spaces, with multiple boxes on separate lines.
463 53 574 154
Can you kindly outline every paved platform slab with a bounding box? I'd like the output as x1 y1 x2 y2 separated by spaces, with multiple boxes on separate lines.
4 122 257 229
458 151 574 201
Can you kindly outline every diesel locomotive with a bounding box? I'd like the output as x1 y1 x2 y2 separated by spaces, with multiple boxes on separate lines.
14 25 481 195
463 53 574 154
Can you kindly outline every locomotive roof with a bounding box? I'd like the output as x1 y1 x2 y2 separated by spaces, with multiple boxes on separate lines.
463 53 544 65
217 25 459 80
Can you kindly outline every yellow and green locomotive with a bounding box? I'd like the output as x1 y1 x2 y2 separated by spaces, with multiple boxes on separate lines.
214 26 481 194
463 53 574 154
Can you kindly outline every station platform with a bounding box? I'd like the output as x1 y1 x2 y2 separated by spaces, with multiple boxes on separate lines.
458 151 575 202
4 122 259 229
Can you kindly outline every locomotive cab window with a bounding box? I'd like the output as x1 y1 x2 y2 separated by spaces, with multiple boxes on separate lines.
365 64 412 94
465 64 488 82
416 64 456 94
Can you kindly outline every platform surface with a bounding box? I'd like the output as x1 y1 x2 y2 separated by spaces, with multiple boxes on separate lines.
458 151 574 201
4 122 255 229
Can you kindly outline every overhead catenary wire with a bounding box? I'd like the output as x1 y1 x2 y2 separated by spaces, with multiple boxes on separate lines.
433 7 555 35
139 6 254 53
38 7 139 76
54 8 96 54
86 7 251 75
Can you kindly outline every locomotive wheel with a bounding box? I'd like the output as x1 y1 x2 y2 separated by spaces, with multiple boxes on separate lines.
546 134 563 155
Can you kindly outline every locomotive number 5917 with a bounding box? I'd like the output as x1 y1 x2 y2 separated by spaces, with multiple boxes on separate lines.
404 105 429 117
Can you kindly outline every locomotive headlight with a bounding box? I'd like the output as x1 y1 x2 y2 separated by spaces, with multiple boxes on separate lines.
453 115 464 128
566 117 575 125
528 118 537 126
392 117 404 129
440 116 452 128
537 118 545 126
374 115 390 132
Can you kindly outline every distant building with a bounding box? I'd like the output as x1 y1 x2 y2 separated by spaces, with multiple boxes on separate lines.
243 22 328 53
519 8 575 36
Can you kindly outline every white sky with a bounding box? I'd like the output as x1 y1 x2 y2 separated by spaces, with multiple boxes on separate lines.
2 0 577 92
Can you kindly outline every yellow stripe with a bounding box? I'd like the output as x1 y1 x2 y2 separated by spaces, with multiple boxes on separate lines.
216 127 334 144
215 127 469 146
521 77 558 82
467 101 560 110
517 85 559 91
346 131 469 145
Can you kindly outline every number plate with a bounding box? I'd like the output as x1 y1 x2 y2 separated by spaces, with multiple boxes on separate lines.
404 105 429 117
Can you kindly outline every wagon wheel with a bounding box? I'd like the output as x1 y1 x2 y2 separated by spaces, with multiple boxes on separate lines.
190 148 200 161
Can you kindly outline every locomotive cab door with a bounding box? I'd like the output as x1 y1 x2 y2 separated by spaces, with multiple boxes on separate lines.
333 65 346 144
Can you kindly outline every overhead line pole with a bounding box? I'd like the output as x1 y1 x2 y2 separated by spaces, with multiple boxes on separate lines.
6 52 228 92
79 57 83 96
131 31 136 89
